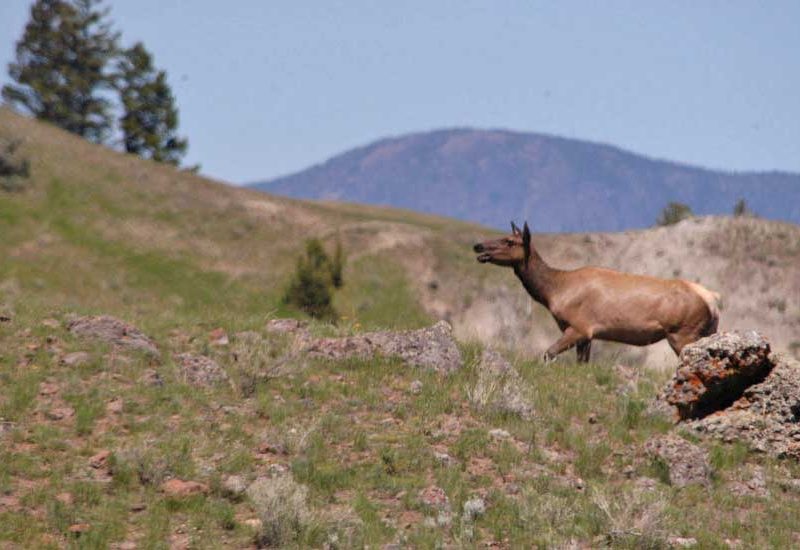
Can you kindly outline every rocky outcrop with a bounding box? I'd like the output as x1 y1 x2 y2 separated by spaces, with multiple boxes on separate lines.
67 315 160 357
689 353 800 458
306 321 462 374
644 434 712 488
469 349 535 420
174 353 228 387
655 331 800 458
663 331 772 420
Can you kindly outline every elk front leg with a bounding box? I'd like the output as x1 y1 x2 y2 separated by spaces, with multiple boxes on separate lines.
543 327 584 362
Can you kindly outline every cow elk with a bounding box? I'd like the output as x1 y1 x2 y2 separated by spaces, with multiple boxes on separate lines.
473 222 720 363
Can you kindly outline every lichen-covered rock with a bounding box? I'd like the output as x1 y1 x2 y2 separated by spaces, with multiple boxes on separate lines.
306 321 462 374
644 434 712 487
67 315 160 357
265 318 309 335
175 353 228 386
662 331 772 420
469 349 535 420
689 354 800 458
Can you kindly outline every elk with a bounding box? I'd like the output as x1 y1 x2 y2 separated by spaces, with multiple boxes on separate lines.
473 222 720 363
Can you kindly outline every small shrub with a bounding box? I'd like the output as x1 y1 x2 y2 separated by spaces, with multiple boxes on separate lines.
247 474 312 547
282 239 343 321
0 138 30 192
733 198 752 217
656 202 693 226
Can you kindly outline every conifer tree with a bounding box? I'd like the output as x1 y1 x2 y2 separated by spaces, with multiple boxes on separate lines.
115 42 187 165
2 0 118 142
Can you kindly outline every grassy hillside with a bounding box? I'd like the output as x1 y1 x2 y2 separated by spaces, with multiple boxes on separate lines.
2 108 800 548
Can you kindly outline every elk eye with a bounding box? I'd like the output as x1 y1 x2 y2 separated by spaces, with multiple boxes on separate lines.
505 239 514 245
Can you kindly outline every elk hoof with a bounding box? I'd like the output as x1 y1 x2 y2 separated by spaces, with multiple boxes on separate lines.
542 351 555 364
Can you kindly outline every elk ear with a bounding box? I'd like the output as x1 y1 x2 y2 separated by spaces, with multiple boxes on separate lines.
511 221 520 236
522 222 531 265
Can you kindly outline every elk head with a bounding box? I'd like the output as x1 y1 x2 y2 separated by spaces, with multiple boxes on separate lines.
473 221 531 267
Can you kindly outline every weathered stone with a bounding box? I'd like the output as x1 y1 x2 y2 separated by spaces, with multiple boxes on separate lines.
68 315 160 357
667 536 698 548
469 349 535 420
61 351 91 367
689 354 800 458
489 428 511 440
663 331 772 420
208 327 229 346
306 321 462 374
266 318 309 335
140 368 163 387
461 497 486 523
174 353 228 386
409 379 424 394
644 434 712 488
728 465 769 498
45 407 75 421
221 475 248 499
419 485 449 509
89 450 111 469
160 479 209 497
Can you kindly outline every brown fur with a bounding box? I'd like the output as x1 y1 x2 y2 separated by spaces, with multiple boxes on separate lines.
474 222 720 362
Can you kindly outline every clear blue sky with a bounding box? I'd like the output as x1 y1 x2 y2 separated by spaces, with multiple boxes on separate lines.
2 1 799 184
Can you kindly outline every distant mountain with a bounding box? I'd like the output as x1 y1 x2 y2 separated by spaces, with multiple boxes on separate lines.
250 129 800 232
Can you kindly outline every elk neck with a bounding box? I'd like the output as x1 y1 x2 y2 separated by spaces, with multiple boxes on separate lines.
513 248 560 307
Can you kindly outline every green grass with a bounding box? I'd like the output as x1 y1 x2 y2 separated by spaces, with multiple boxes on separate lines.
3 107 800 548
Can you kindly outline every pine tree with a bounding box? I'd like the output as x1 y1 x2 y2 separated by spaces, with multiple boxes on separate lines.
116 42 187 165
2 0 118 143
282 239 338 321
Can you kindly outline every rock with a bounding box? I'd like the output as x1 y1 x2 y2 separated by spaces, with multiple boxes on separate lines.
667 536 698 547
61 351 91 367
106 398 124 414
68 523 91 535
39 381 59 395
462 497 486 523
256 440 288 455
433 451 456 466
489 428 511 440
221 475 248 499
644 434 712 488
409 379 423 394
140 368 163 387
243 518 263 530
662 331 772 420
469 349 535 420
208 327 229 346
419 485 449 509
174 353 228 386
306 321 462 374
41 318 60 328
67 315 160 357
266 318 309 335
729 465 769 498
689 354 800 458
89 450 111 469
45 407 75 421
160 479 209 497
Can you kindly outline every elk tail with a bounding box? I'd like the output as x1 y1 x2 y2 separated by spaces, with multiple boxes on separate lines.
688 282 721 335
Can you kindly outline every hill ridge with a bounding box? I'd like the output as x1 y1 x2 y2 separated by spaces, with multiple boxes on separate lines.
250 127 800 232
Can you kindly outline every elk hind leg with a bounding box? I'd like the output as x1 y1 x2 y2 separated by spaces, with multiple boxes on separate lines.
576 339 592 363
